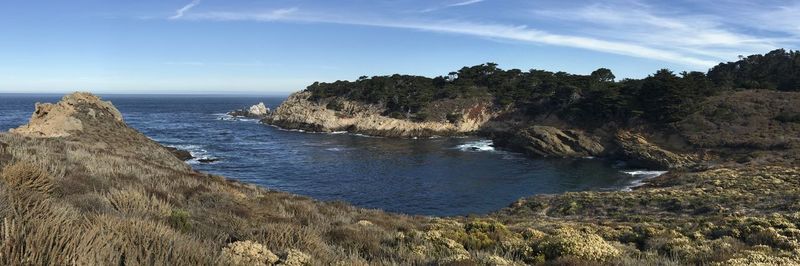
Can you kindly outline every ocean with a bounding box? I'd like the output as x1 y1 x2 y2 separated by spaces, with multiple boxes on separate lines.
0 94 659 216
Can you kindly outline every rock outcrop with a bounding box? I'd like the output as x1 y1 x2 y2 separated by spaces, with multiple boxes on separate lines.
11 92 123 138
10 92 189 171
263 91 500 138
166 147 194 161
249 102 270 116
230 102 271 118
614 131 696 169
504 126 606 158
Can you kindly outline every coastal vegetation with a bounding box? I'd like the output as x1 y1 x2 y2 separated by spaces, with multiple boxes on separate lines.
1 96 799 264
306 49 799 127
2 49 800 264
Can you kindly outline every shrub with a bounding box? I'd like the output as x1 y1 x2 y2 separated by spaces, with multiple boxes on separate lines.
775 112 800 123
169 209 192 232
220 240 279 266
388 111 405 119
536 227 621 262
105 188 172 218
0 162 53 194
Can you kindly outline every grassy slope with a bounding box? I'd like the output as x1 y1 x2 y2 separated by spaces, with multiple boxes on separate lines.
0 94 798 265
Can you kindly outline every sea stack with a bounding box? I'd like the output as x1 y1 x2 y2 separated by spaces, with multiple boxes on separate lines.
229 102 271 118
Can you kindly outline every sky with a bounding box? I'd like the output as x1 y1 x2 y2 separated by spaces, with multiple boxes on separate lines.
0 0 798 94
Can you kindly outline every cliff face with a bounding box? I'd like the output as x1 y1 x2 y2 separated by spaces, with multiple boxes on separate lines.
264 91 500 137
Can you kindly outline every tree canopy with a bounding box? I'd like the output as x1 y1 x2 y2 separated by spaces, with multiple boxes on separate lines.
306 49 798 127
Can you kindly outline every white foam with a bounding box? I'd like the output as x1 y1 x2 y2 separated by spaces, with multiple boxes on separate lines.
620 170 668 191
171 144 218 165
623 170 668 177
456 139 495 152
215 113 259 122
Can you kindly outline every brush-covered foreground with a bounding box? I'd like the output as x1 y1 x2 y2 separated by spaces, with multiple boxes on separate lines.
0 93 798 265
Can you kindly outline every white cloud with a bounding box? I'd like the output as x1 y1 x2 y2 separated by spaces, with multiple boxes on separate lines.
185 7 298 21
448 0 485 7
170 0 201 20
420 0 486 13
170 1 799 68
177 8 717 67
531 3 783 62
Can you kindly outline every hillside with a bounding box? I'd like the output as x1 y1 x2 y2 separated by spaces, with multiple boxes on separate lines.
263 50 800 169
2 94 800 264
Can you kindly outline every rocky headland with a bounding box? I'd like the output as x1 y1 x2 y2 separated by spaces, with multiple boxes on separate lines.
260 50 800 171
261 89 707 169
263 91 499 138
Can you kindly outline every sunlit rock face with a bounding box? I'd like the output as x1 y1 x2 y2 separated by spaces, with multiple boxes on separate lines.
11 92 123 138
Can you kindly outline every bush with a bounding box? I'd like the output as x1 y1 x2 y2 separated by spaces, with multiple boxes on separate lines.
168 209 192 232
388 111 405 119
220 240 279 266
0 162 53 194
536 228 621 262
776 112 800 123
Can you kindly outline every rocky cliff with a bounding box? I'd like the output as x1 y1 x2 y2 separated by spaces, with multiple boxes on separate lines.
264 91 704 169
263 91 500 138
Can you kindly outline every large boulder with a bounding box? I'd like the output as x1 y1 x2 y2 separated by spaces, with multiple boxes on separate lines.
504 126 606 158
249 102 270 116
229 102 271 118
614 131 696 169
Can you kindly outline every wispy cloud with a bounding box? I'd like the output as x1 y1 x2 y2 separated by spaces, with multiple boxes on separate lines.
531 2 784 62
170 1 797 68
421 0 486 13
177 8 717 67
184 7 298 21
169 0 201 20
448 0 485 7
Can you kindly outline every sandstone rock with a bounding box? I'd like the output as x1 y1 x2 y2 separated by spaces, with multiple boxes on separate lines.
11 92 123 138
263 91 500 138
615 131 696 169
506 126 606 158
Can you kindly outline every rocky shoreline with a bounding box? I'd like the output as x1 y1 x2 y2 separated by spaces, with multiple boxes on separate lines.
257 91 702 170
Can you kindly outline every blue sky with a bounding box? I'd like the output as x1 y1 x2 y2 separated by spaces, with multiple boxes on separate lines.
0 0 798 94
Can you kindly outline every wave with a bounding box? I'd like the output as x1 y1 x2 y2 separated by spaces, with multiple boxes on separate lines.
171 144 219 164
215 113 259 122
620 170 668 191
456 139 495 152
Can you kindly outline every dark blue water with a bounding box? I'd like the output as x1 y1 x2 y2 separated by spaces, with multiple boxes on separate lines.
0 94 650 216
